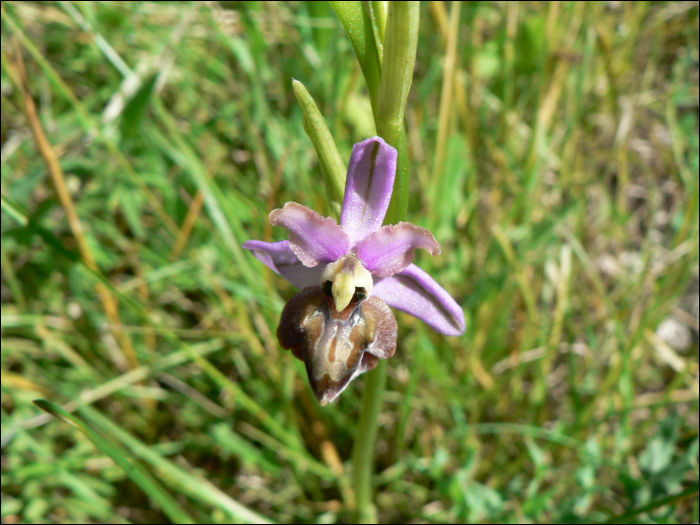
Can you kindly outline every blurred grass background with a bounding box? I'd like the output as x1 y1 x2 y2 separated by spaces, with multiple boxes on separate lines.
1 1 698 523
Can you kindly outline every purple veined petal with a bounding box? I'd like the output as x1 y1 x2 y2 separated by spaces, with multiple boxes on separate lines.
269 202 349 267
242 240 326 289
372 264 466 336
357 222 441 278
340 137 398 247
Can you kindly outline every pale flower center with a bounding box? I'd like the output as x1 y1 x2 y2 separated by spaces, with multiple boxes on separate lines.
320 255 373 312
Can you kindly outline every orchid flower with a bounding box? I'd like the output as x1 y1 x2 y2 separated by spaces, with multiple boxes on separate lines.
243 137 465 404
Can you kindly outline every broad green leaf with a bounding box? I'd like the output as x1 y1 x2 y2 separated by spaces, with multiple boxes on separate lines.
639 413 678 475
640 436 675 475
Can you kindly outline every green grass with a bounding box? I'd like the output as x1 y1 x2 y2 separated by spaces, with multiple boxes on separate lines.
1 1 698 523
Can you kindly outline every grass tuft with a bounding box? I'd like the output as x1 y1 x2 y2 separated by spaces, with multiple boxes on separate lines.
1 2 698 523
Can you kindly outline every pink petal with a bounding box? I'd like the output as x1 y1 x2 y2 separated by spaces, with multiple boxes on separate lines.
372 264 465 336
269 202 349 267
340 137 398 247
242 240 326 289
357 222 441 278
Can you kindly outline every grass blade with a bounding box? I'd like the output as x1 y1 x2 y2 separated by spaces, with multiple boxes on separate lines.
77 403 274 524
33 400 195 524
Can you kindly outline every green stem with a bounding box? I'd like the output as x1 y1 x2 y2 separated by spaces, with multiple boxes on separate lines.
333 2 418 521
378 119 409 225
376 2 419 224
349 4 419 522
351 359 387 523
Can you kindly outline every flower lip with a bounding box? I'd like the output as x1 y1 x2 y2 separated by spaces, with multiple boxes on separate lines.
277 286 398 406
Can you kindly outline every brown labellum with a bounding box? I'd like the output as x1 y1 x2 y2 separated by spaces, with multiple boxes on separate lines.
277 283 398 405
